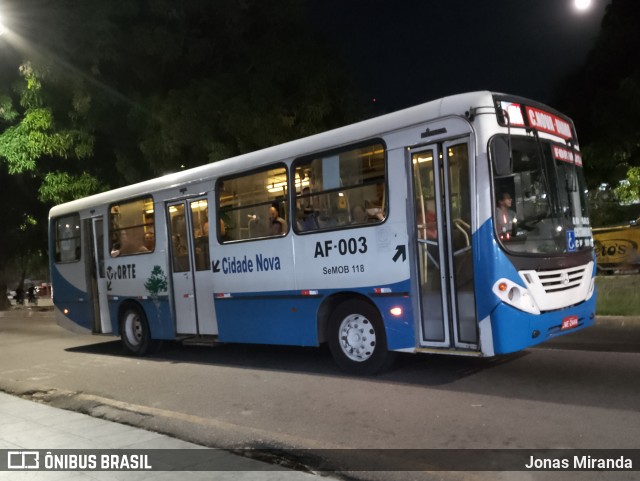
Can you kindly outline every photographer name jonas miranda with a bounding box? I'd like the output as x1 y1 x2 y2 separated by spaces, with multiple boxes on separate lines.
525 455 633 470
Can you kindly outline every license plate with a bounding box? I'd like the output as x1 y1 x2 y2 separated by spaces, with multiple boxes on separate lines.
561 316 579 330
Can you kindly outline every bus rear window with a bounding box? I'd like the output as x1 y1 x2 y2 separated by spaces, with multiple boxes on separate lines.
293 142 386 232
109 197 155 257
55 214 81 263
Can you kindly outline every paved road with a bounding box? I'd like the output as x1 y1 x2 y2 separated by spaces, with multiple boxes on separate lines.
1 307 639 480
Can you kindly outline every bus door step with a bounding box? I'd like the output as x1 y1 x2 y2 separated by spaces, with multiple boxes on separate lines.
180 335 221 347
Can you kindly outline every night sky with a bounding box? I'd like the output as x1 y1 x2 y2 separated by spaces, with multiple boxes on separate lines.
310 0 609 112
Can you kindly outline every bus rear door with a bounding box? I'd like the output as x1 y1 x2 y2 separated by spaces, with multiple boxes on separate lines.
82 216 112 334
166 197 217 336
410 140 478 351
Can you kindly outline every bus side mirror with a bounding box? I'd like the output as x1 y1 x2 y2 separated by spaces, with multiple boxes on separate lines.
491 137 512 177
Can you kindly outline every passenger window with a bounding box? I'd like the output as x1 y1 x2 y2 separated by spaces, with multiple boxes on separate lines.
109 197 155 257
293 142 386 232
55 214 81 263
217 165 289 242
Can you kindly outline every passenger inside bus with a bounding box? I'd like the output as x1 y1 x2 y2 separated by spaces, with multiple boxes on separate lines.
297 187 319 230
143 230 155 251
111 228 149 256
364 182 386 221
495 192 517 240
269 205 288 236
351 204 368 224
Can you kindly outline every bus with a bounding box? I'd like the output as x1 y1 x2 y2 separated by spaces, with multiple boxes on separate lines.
49 91 596 375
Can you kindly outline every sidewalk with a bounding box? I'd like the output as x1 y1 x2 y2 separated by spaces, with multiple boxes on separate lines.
0 391 319 480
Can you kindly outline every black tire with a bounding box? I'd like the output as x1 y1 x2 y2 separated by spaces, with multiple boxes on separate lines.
120 304 154 356
328 299 395 375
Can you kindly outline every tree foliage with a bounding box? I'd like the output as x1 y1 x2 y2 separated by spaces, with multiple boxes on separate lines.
0 0 361 305
2 0 360 182
614 166 640 204
0 61 100 193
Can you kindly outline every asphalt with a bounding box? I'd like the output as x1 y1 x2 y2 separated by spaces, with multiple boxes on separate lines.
1 299 325 479
1 298 638 480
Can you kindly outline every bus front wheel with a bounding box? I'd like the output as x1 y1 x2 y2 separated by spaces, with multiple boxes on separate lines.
120 305 153 356
328 300 394 375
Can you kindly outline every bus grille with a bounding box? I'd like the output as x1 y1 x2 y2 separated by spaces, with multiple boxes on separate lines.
519 262 593 312
536 266 588 293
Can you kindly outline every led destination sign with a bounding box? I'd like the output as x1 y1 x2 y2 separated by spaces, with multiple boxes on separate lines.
498 101 574 140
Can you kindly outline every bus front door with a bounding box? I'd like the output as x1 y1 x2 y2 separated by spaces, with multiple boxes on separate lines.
411 141 478 351
166 198 217 336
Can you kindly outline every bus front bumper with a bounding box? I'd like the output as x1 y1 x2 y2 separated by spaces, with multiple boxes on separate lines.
490 295 597 355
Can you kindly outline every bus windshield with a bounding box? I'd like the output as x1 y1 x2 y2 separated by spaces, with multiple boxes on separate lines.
490 135 592 255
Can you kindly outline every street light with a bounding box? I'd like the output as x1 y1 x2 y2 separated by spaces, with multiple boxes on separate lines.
574 0 592 11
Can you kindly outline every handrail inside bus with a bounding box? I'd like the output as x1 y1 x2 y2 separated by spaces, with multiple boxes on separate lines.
453 218 471 247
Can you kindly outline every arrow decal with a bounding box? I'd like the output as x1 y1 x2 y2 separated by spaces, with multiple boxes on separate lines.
392 245 407 263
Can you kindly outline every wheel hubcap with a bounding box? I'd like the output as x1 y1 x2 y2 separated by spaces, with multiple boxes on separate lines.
125 313 142 346
338 314 376 362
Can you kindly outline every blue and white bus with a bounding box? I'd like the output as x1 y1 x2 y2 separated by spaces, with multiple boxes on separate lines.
49 91 596 374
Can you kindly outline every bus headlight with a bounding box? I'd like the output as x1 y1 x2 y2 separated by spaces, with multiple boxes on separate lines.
493 279 540 315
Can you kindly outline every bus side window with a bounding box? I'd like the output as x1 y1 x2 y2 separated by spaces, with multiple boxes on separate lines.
216 165 289 242
109 197 154 257
293 142 386 233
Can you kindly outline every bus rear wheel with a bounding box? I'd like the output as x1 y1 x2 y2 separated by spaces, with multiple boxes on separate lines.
120 305 154 356
328 300 394 375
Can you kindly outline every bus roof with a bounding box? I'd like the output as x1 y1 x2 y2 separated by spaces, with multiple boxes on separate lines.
49 90 498 218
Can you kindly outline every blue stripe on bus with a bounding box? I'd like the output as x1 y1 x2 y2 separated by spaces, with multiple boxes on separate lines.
50 264 93 331
214 280 415 350
473 218 517 320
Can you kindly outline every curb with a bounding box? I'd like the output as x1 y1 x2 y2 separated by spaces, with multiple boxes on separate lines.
596 316 640 327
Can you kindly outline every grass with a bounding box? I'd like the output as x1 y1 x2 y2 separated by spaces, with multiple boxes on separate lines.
596 275 640 316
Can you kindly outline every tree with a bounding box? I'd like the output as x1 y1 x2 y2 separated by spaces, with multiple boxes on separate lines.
0 0 362 309
3 0 360 180
614 166 640 205
0 61 103 309
0 62 101 202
